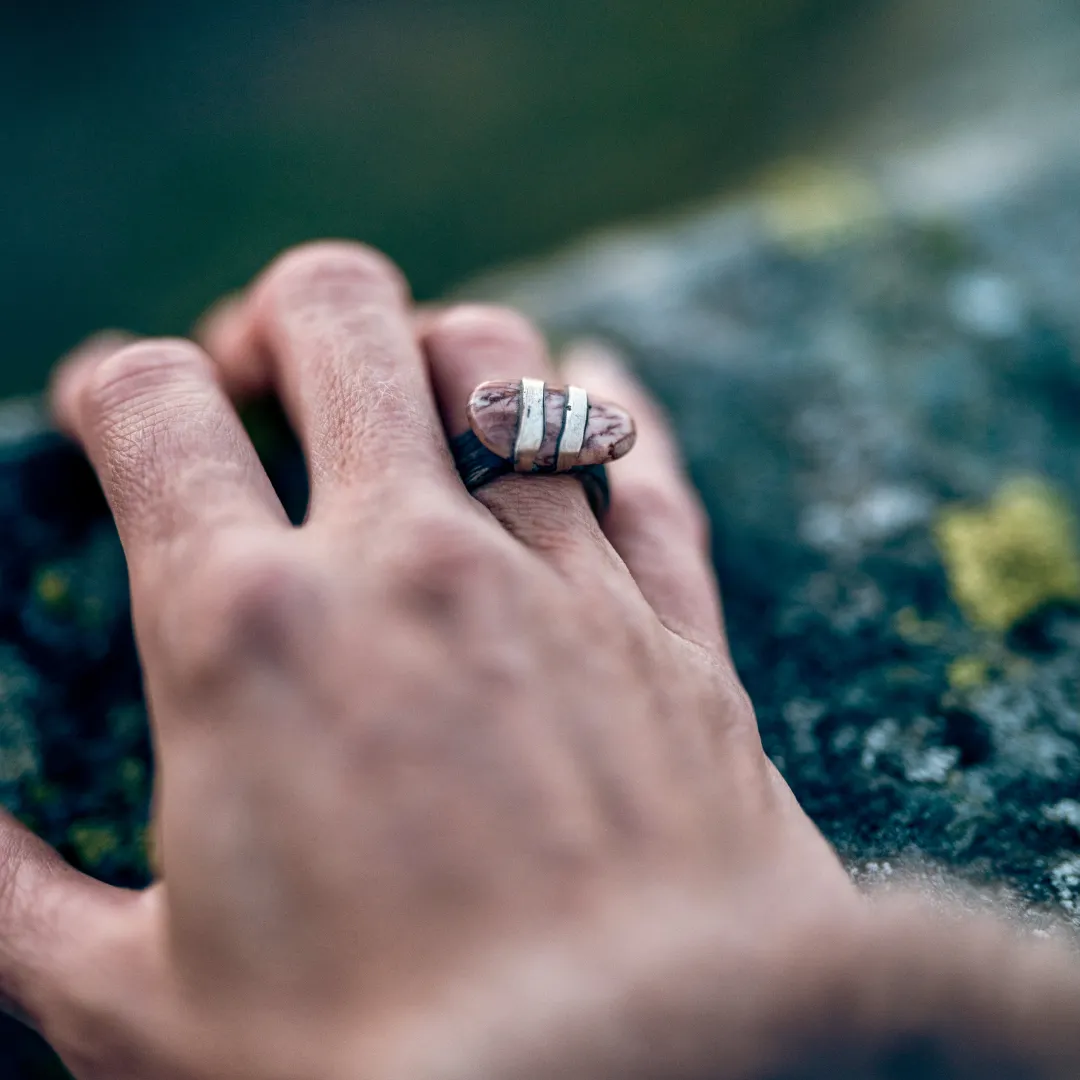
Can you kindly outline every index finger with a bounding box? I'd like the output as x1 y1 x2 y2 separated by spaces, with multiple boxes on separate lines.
49 336 287 589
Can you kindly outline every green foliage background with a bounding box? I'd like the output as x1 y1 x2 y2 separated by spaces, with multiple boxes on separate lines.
0 0 862 395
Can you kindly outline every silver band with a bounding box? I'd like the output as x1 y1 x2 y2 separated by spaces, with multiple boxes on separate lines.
556 385 588 471
514 377 546 472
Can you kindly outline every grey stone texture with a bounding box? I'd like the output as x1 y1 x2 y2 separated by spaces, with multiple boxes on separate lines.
467 126 1080 927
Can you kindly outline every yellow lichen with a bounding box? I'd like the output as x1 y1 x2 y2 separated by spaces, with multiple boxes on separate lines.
893 606 947 646
35 568 68 606
947 655 989 692
935 477 1080 632
68 822 120 868
25 779 60 807
1002 654 1036 683
118 758 146 803
885 665 923 686
755 160 883 251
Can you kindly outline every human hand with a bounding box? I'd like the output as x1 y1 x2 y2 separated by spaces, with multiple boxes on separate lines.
2 241 866 1078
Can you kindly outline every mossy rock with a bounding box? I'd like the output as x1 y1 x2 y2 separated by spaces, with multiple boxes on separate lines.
6 143 1080 1080
473 152 1080 924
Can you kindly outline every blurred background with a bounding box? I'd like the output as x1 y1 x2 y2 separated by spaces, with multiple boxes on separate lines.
6 1 1080 1075
0 0 878 396
6 0 1080 398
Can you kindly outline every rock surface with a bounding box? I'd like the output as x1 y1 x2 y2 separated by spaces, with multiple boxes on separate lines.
469 133 1080 928
4 136 1080 928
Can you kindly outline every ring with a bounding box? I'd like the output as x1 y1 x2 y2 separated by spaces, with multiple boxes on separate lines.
450 378 637 517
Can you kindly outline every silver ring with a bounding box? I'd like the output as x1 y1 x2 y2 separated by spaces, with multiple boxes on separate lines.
556 384 588 472
514 377 546 472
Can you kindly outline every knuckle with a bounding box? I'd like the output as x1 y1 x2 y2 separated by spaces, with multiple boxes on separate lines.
79 339 210 421
217 552 321 653
683 497 711 550
258 240 408 310
170 546 325 688
425 304 545 357
711 671 759 743
389 510 507 612
725 678 756 728
402 511 495 580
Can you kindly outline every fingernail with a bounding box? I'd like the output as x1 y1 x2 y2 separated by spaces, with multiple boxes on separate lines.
467 379 636 469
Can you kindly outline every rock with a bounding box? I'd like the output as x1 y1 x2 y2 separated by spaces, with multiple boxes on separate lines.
465 135 1080 928
5 137 1080 936
0 414 148 887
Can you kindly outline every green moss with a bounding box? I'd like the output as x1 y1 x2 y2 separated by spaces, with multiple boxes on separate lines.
67 822 120 869
33 568 69 610
107 704 148 742
911 218 979 272
947 655 990 692
935 477 1080 632
117 758 147 805
893 606 947 646
24 778 61 808
884 664 924 686
754 159 884 251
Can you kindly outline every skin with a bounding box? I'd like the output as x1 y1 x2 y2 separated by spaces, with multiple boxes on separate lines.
0 241 1077 1079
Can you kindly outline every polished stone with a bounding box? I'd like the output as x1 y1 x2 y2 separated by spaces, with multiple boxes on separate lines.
466 379 636 470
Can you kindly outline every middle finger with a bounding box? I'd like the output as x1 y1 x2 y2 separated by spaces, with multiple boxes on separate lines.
241 241 456 521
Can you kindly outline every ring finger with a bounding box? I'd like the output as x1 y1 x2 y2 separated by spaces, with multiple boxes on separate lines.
421 304 606 558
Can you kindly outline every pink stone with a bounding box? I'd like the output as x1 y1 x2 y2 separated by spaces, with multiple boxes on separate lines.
466 380 636 469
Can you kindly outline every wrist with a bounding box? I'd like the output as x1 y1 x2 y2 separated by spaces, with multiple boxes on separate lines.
351 889 1080 1080
342 875 860 1080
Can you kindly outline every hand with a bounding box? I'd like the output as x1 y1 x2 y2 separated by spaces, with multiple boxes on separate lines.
0 241 886 1078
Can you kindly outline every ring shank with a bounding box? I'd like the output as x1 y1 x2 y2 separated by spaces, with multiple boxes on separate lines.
452 430 610 517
